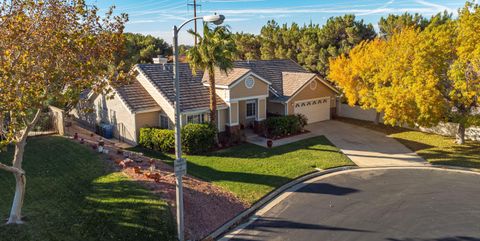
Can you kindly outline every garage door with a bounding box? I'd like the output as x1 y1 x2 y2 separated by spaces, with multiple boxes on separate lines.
293 97 330 123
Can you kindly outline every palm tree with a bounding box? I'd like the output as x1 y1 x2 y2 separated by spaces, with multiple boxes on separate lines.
186 23 236 126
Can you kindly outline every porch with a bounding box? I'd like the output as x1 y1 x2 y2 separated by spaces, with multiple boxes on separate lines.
225 97 267 134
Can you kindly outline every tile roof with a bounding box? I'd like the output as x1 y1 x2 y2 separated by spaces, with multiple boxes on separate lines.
131 60 333 111
136 63 227 112
202 67 251 86
116 79 160 113
281 72 317 97
233 59 311 97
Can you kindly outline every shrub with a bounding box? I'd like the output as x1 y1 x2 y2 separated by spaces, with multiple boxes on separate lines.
181 123 216 154
139 128 153 148
151 129 175 152
296 114 308 130
139 128 175 152
265 114 308 138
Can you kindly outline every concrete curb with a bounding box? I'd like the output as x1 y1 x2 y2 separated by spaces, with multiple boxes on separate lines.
210 165 480 241
203 165 358 241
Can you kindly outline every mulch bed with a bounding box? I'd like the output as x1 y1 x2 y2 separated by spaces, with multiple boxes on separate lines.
67 123 248 240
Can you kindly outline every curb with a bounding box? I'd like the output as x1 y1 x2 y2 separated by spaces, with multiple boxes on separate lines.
207 165 480 241
203 165 358 241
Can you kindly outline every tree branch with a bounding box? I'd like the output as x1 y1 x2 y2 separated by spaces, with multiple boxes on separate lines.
0 162 25 175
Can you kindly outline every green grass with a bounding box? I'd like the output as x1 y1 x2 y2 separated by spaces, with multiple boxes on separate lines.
338 117 480 169
130 136 353 204
0 136 176 241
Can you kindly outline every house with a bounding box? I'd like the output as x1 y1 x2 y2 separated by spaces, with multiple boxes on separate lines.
74 59 339 145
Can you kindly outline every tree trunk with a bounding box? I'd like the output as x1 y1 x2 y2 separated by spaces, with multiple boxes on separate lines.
3 109 41 224
374 112 381 125
208 67 217 127
456 122 466 145
7 163 26 224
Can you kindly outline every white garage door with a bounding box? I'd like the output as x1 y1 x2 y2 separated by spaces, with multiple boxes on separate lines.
293 97 331 123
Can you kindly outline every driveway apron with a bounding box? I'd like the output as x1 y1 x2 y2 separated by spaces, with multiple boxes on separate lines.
306 120 427 167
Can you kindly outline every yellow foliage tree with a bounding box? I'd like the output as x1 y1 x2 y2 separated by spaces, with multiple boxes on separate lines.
328 39 386 124
448 2 480 144
329 1 479 144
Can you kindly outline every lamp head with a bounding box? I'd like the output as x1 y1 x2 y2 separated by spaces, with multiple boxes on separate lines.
203 14 225 25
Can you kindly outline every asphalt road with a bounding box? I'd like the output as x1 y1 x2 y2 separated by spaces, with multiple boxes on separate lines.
225 168 480 241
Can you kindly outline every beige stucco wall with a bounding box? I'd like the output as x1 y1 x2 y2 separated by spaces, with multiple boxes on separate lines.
94 93 136 144
215 88 230 103
230 76 269 100
135 111 160 132
229 102 239 125
287 78 337 115
267 101 286 116
258 99 266 120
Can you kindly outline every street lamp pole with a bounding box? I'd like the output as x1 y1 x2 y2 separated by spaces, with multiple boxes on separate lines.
172 14 225 241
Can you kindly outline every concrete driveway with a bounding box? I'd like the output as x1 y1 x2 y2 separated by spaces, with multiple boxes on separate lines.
306 120 427 167
221 168 480 241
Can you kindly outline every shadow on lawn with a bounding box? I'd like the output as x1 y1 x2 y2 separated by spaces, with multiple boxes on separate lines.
185 161 291 187
205 136 340 160
130 136 339 161
128 147 292 187
393 137 435 152
0 136 176 241
81 176 176 241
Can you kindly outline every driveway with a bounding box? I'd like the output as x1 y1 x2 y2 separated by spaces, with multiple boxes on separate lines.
306 120 426 167
221 168 480 241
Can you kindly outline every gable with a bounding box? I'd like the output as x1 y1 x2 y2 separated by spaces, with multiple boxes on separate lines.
287 78 337 114
229 75 269 100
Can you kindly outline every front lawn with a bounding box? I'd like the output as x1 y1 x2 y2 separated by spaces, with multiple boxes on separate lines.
130 136 353 204
0 136 176 241
338 117 480 169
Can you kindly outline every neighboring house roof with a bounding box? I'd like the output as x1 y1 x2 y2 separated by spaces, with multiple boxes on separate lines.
116 79 160 113
136 63 227 112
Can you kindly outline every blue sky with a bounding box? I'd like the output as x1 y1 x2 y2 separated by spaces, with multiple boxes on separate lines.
89 0 468 45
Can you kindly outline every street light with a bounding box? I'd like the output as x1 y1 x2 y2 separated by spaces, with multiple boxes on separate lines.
172 13 225 241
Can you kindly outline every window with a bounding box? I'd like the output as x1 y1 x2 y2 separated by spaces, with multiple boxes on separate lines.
310 80 318 90
160 114 169 129
245 76 255 89
246 101 256 118
187 114 204 124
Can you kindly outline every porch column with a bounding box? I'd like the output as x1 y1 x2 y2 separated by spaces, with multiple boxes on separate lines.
228 101 239 126
226 101 240 135
257 98 266 121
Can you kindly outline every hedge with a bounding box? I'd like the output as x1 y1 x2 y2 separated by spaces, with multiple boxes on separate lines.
181 123 216 154
139 128 175 153
139 123 216 154
265 114 308 138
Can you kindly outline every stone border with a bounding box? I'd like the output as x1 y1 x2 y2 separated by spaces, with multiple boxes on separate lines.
212 165 480 241
204 165 358 240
